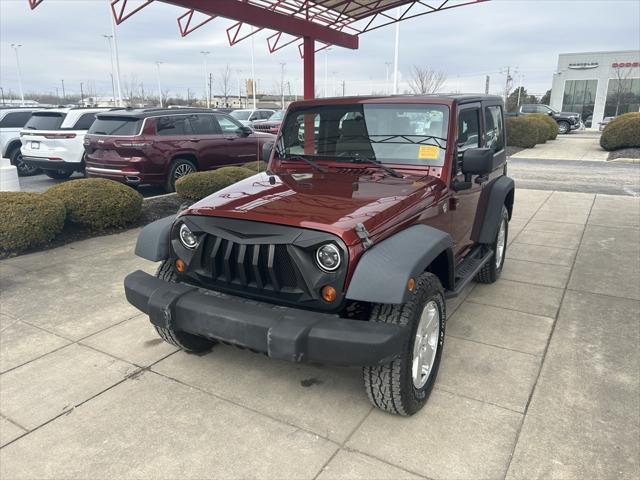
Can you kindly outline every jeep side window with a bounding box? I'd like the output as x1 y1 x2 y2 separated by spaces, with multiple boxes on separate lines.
521 105 535 113
156 116 191 136
456 109 480 156
0 111 33 128
484 106 505 152
189 114 218 135
215 114 243 134
72 112 97 130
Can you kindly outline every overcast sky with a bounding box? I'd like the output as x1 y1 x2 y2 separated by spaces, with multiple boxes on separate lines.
1 0 639 100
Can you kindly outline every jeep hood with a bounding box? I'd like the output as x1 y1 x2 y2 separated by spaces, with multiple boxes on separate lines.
186 170 445 246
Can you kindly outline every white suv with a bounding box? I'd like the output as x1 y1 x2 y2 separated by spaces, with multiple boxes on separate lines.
0 108 41 176
20 108 106 179
230 108 275 127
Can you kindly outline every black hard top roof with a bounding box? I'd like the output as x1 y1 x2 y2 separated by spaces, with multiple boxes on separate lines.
95 107 221 119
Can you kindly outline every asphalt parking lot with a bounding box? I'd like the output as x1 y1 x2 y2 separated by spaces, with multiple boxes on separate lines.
1 188 639 479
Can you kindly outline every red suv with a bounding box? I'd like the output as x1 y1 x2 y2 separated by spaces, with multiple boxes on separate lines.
84 108 275 191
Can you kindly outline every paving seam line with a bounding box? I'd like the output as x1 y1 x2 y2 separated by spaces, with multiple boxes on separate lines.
445 333 543 359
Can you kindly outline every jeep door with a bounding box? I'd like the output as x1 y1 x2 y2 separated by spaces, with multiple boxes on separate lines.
185 114 234 170
213 114 261 165
450 103 484 254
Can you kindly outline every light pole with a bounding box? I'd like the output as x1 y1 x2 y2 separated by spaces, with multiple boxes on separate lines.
324 49 330 97
155 61 163 107
392 7 400 94
80 82 84 106
61 79 66 102
10 44 25 106
200 51 210 108
280 62 286 108
106 0 123 106
236 69 243 107
102 34 117 106
385 62 392 94
250 28 256 109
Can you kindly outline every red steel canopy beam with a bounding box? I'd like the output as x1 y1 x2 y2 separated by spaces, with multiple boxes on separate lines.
162 0 359 49
28 0 43 9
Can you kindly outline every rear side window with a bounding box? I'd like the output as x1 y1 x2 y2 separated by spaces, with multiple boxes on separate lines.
521 105 535 113
189 115 219 135
0 111 33 128
215 114 243 134
484 106 505 152
72 112 97 130
24 113 67 130
88 117 142 135
156 116 191 136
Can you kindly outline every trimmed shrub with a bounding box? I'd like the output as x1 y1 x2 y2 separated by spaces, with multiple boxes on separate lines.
175 170 236 201
600 112 640 151
530 113 559 140
506 116 541 148
243 160 268 172
45 178 143 230
215 166 255 182
0 192 66 253
527 116 548 145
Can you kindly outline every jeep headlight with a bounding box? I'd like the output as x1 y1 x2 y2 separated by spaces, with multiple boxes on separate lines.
179 223 199 249
315 244 341 272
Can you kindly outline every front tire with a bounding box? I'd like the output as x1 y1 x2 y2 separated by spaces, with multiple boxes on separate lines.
166 158 197 192
475 206 509 284
557 121 570 135
10 148 40 177
153 260 216 353
44 170 73 180
363 273 446 416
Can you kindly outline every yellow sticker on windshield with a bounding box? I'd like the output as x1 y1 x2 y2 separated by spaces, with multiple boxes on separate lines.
418 145 439 160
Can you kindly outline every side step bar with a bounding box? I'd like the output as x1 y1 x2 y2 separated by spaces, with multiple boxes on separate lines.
445 246 494 299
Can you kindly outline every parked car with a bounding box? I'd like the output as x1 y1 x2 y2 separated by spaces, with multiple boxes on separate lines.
230 108 276 127
20 108 107 179
599 116 615 131
84 108 275 191
124 94 514 416
0 107 42 176
507 104 580 134
251 110 285 134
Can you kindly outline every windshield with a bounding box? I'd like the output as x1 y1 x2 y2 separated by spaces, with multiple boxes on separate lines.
88 117 143 135
231 110 251 121
277 103 449 167
24 112 66 130
269 110 284 121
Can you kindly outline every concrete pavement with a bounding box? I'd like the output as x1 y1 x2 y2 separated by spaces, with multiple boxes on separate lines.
511 131 610 162
1 190 639 479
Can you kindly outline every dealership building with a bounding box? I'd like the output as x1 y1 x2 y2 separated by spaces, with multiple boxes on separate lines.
549 50 640 128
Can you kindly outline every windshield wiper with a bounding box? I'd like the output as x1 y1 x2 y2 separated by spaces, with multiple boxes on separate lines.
350 154 403 178
282 155 328 173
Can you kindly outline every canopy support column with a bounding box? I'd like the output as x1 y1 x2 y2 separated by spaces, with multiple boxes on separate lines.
303 36 315 100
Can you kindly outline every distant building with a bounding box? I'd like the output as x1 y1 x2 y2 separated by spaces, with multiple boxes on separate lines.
0 99 42 107
550 50 640 128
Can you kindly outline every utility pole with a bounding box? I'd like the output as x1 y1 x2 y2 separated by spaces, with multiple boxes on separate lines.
10 44 24 106
80 82 84 106
250 27 256 109
200 51 210 108
341 80 346 96
516 73 524 108
385 61 392 94
155 61 163 107
502 66 515 103
106 0 123 107
392 7 400 94
236 69 242 106
324 49 330 97
61 79 66 101
139 82 145 106
102 35 117 106
485 75 490 95
0 87 5 106
280 62 286 108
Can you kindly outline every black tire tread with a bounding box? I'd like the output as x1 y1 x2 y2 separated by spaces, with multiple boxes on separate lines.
363 273 444 416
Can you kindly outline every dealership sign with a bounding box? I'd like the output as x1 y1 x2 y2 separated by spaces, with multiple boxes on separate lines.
568 62 599 70
612 62 640 68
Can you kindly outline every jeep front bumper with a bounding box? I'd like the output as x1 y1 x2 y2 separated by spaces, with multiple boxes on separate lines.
124 270 407 365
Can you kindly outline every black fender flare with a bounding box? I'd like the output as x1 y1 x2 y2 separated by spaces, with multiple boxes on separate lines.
471 175 515 244
134 215 176 261
345 225 454 305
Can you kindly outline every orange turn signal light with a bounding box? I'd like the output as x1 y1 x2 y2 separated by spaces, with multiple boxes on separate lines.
321 285 337 302
175 258 186 273
407 277 415 292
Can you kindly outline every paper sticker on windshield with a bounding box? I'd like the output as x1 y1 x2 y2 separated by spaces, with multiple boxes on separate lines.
418 145 439 160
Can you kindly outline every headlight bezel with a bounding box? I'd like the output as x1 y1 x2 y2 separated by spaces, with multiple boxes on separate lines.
178 223 199 250
315 243 342 272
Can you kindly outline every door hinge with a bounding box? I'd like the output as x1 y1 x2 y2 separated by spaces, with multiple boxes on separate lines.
355 223 373 250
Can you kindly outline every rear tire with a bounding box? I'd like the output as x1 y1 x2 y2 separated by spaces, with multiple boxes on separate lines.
166 158 197 192
475 206 509 284
153 260 216 353
10 148 40 177
363 273 446 416
557 121 570 135
44 170 73 180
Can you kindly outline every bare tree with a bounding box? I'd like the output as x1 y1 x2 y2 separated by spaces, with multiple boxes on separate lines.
408 66 447 94
609 65 634 116
218 64 232 106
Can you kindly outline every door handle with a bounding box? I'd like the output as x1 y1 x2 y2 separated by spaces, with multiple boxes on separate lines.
188 138 201 142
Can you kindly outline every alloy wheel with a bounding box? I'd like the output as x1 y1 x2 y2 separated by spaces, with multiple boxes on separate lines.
412 300 440 389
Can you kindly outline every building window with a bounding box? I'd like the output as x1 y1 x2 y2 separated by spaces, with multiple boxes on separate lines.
562 79 598 126
604 78 640 117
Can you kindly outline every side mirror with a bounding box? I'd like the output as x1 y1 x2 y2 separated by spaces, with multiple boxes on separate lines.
262 142 274 162
238 126 252 137
461 148 495 176
548 111 554 116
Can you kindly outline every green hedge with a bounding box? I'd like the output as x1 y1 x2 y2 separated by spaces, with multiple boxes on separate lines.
600 112 640 151
0 192 66 253
243 160 267 172
506 116 542 148
530 113 559 141
45 178 143 230
215 166 255 182
175 170 236 201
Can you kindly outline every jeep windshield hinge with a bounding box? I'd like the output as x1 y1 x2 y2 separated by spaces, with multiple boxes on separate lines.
355 223 373 250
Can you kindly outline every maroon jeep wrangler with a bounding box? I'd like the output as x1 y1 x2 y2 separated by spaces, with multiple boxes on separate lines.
125 95 514 416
